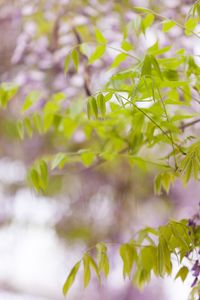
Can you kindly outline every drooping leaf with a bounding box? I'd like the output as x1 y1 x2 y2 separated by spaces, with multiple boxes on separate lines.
157 235 172 276
97 93 106 116
95 28 107 44
88 255 101 283
150 55 163 79
175 266 189 282
96 242 109 278
141 13 155 33
0 82 19 107
22 91 41 112
184 18 198 35
80 151 95 167
39 160 48 191
83 254 91 288
162 20 176 32
91 97 98 118
121 40 133 51
119 243 137 278
89 45 105 64
111 53 128 68
51 153 69 170
63 261 81 296
141 55 152 77
29 168 40 192
71 49 79 71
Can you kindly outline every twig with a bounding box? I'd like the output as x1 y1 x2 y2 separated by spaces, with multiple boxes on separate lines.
134 7 200 40
180 118 200 131
157 88 178 169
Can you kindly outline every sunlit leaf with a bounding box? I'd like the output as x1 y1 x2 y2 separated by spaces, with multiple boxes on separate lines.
162 20 176 32
89 45 105 64
95 28 107 44
83 254 91 288
63 261 81 296
71 49 79 71
175 266 189 282
22 91 41 112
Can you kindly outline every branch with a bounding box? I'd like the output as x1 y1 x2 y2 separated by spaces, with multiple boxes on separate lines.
180 118 200 132
72 27 92 97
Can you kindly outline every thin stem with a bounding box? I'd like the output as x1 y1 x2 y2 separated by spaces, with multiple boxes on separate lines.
118 93 185 156
118 94 171 141
67 41 141 62
135 7 200 40
180 118 200 131
157 88 178 169
85 240 158 255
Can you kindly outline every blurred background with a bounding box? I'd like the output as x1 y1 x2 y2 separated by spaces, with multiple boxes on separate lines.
0 0 199 299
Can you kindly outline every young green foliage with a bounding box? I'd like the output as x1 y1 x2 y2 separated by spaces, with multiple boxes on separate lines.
63 261 81 296
62 219 198 296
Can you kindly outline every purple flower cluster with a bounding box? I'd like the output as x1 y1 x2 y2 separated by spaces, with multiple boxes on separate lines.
188 207 200 290
191 260 200 287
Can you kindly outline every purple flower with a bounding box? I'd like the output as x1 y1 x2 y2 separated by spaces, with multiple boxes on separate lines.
188 219 196 228
191 277 198 288
192 260 199 271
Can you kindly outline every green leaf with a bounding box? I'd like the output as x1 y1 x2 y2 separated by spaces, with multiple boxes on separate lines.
111 53 128 68
43 113 54 132
180 145 200 184
134 7 152 13
160 80 187 88
157 235 172 276
148 41 171 56
170 222 190 253
150 55 163 79
33 113 43 134
17 120 25 139
142 13 155 33
81 151 95 167
63 261 81 296
96 242 109 277
175 266 189 282
91 97 98 118
154 172 175 195
24 117 33 137
80 43 90 58
164 69 179 81
97 94 106 116
83 254 91 288
44 101 60 115
51 92 66 102
29 169 40 192
141 55 152 77
0 82 18 107
22 91 41 112
197 3 200 19
39 160 48 191
133 267 151 288
71 49 79 71
141 246 157 272
51 153 69 169
64 53 71 73
89 45 105 64
119 243 136 278
162 20 176 32
95 28 107 44
63 118 77 139
87 101 92 119
88 255 101 283
121 40 133 51
185 18 198 35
